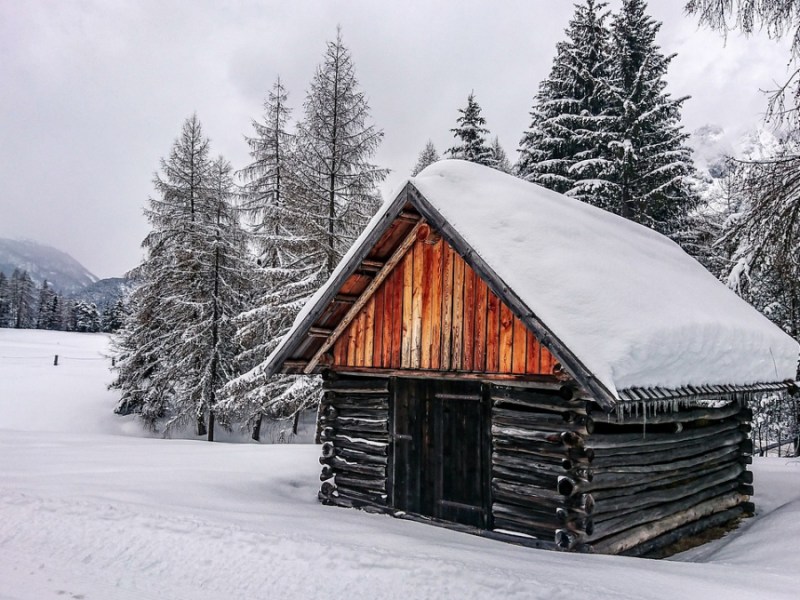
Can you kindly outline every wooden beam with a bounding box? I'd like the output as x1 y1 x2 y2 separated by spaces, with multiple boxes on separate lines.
359 259 384 273
334 294 359 304
308 327 334 338
304 220 425 374
283 360 308 371
336 367 565 384
397 210 422 223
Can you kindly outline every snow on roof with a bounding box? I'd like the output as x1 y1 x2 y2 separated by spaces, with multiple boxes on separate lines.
412 160 798 395
267 160 798 399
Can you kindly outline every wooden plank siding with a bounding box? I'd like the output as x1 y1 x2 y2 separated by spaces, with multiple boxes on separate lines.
331 235 558 376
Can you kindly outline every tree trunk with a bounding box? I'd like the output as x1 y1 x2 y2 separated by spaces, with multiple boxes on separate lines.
292 410 301 435
252 414 263 441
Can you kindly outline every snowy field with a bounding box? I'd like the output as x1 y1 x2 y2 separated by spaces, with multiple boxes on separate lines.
1 330 799 600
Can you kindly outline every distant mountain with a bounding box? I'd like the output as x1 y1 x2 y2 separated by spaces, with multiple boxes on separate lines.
70 277 133 310
0 238 98 294
689 124 782 207
690 124 734 180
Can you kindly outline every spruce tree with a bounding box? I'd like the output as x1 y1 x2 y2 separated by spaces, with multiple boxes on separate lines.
101 297 126 332
35 280 56 329
294 27 387 277
517 0 614 200
411 140 440 176
113 116 250 440
0 272 9 327
74 301 101 332
9 269 37 329
446 92 493 166
113 115 211 425
605 0 696 233
223 78 323 439
239 77 306 267
167 156 250 440
489 137 512 173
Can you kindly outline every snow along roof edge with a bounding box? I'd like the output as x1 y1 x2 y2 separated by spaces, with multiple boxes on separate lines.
263 160 799 406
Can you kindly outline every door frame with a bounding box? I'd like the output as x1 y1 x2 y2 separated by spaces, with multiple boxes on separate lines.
390 377 492 529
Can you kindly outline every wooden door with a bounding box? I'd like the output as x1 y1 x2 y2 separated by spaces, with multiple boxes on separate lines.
392 378 491 529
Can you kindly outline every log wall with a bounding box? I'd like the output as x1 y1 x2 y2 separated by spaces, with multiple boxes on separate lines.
317 374 391 510
330 236 557 376
488 385 754 556
489 384 594 547
316 373 755 558
584 400 754 557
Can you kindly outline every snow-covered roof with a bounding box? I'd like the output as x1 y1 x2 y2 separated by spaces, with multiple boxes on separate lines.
265 160 799 404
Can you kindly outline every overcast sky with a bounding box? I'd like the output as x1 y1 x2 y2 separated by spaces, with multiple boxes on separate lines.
0 0 792 278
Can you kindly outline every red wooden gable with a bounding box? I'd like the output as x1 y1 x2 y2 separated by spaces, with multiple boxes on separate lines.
330 228 558 376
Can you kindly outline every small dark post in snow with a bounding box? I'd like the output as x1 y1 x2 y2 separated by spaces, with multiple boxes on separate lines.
53 354 58 366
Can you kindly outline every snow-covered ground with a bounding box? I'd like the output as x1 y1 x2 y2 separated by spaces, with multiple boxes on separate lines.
1 330 799 600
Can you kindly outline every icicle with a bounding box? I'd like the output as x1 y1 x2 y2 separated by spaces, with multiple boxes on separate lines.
642 401 647 440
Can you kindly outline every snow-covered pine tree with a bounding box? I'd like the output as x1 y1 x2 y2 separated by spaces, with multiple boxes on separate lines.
101 297 126 333
112 115 212 425
411 140 439 176
221 78 323 440
718 130 800 339
35 280 56 329
489 136 512 173
604 0 697 233
0 272 9 327
220 260 323 440
60 298 76 332
74 301 101 332
239 77 306 268
446 92 493 166
294 27 387 277
44 295 63 331
163 156 251 441
113 114 252 441
9 269 37 329
517 0 614 201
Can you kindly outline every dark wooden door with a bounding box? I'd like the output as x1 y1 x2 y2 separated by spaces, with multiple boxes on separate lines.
392 378 491 529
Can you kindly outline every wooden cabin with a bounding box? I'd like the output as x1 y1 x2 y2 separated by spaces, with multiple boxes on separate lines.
262 160 799 557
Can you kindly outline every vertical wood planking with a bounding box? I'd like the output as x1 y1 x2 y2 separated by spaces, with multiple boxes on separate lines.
499 303 514 372
451 254 465 370
333 335 347 366
373 284 385 368
391 266 404 368
353 310 365 367
440 245 455 370
324 235 562 378
462 265 476 371
526 329 541 374
401 250 414 368
540 346 555 374
486 290 500 372
429 240 443 370
511 316 527 374
381 271 393 368
347 314 357 366
411 241 424 368
363 295 375 368
473 277 488 372
420 241 434 368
